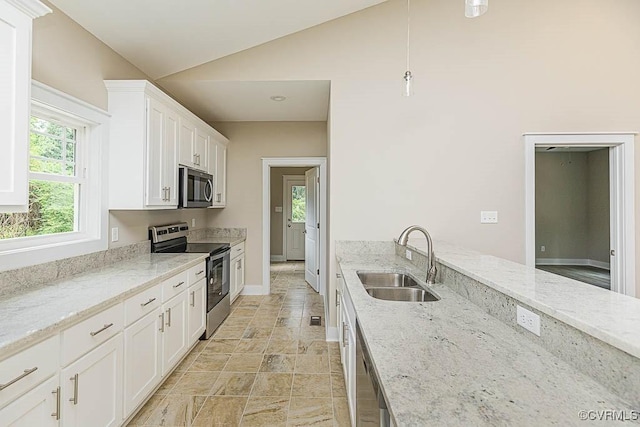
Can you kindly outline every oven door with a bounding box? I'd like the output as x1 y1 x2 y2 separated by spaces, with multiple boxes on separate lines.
180 167 213 208
207 250 230 312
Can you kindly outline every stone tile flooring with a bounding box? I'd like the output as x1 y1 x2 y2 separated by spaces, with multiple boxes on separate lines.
127 262 350 427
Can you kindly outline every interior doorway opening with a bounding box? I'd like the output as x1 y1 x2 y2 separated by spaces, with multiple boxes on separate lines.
524 133 635 297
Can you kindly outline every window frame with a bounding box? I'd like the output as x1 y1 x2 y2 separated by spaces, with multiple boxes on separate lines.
0 81 109 271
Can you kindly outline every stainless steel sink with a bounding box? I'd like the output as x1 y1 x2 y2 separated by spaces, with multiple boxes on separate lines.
365 287 440 302
356 272 420 288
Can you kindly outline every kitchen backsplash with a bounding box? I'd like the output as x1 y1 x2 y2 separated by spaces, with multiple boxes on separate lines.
188 227 247 242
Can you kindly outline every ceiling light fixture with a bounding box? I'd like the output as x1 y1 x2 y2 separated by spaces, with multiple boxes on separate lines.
465 0 488 18
270 95 286 102
402 0 413 97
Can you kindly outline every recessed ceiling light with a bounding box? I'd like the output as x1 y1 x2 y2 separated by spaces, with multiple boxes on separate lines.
270 95 286 102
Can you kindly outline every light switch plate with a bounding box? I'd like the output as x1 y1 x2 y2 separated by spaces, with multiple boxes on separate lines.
275 206 283 213
192 218 196 227
405 249 412 261
480 211 498 224
111 227 119 242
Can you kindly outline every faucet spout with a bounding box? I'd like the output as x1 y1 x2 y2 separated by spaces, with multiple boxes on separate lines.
397 225 437 284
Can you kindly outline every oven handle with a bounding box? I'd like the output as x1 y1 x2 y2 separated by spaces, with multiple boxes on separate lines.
208 248 230 262
204 179 213 202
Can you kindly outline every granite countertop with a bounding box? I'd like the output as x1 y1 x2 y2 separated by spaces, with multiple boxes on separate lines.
189 236 246 246
337 252 639 426
0 253 207 360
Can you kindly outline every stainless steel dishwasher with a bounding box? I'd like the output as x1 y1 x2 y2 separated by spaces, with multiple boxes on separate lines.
356 321 391 426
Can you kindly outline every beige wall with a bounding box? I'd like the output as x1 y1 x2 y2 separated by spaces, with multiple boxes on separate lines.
535 149 610 264
587 149 610 263
270 167 313 257
206 122 327 285
161 0 640 316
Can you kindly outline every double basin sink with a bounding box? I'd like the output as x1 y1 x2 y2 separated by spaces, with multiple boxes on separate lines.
357 272 440 302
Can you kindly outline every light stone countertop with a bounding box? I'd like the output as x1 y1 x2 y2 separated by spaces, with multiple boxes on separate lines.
189 236 246 246
337 252 639 426
401 239 640 360
0 253 207 360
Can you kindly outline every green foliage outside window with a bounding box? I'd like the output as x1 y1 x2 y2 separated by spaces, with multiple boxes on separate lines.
291 186 306 223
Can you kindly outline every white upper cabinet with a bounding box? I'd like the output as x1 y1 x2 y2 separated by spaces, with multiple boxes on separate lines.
105 80 228 210
209 137 228 208
0 0 50 212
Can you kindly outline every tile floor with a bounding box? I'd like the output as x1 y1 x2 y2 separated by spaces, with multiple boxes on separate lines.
127 262 350 427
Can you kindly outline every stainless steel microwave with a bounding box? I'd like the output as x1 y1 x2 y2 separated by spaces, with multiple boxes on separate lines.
179 166 213 208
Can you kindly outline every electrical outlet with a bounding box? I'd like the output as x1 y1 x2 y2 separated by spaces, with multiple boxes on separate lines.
191 218 196 227
405 249 412 261
516 305 540 336
111 227 119 242
540 245 546 252
480 211 498 224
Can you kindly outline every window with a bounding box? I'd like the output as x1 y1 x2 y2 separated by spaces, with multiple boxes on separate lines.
0 114 84 239
0 81 109 271
291 185 306 223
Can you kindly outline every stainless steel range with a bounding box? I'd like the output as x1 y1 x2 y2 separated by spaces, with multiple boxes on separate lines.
149 222 230 339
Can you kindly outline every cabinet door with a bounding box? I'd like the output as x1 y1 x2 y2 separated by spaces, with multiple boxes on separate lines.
162 292 188 375
229 257 238 302
0 2 31 211
213 141 227 207
61 334 123 427
164 109 179 206
236 255 245 295
0 376 60 427
146 97 168 207
123 308 162 418
178 118 195 167
194 129 208 171
187 280 206 345
346 325 356 425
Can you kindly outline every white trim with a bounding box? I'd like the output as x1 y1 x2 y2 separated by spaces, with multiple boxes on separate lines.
270 255 286 262
262 157 327 300
0 81 109 272
282 174 305 261
326 326 339 342
5 0 51 18
524 133 635 297
535 258 611 270
240 285 266 296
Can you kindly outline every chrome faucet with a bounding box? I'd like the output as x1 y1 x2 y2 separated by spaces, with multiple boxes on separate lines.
397 225 437 284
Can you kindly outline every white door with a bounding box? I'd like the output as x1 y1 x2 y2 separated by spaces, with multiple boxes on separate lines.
178 117 195 167
0 376 60 426
161 292 188 375
285 178 306 261
187 280 206 344
145 98 167 207
304 168 320 291
123 308 162 417
61 334 123 427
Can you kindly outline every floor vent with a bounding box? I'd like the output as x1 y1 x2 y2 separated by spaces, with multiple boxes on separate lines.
309 316 322 326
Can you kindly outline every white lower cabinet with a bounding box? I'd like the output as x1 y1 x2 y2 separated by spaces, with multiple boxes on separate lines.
61 334 123 427
0 376 60 426
229 242 246 302
187 280 206 344
123 308 162 418
338 274 356 426
161 292 189 375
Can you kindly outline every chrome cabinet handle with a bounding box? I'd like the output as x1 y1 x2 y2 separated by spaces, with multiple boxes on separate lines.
69 374 79 405
196 270 204 276
141 297 156 307
342 323 348 347
0 367 38 390
90 323 114 337
173 281 185 288
51 386 61 419
336 289 341 308
167 187 171 201
166 308 171 327
159 312 165 332
190 291 195 307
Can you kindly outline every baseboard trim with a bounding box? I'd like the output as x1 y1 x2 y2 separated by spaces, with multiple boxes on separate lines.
536 258 610 271
326 326 339 342
270 255 286 262
240 285 267 296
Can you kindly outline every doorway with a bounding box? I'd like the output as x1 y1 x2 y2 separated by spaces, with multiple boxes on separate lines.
262 157 327 298
524 133 635 297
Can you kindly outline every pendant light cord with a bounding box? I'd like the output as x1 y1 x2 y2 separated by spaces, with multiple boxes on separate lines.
406 0 411 71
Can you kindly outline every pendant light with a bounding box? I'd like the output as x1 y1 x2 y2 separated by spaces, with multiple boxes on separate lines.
402 0 413 97
465 0 488 18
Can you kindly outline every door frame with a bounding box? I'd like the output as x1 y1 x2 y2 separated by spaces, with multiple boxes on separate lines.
261 157 327 297
524 132 636 297
282 174 306 261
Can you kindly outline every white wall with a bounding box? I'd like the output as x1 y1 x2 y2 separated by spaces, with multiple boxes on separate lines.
160 0 640 319
207 122 327 286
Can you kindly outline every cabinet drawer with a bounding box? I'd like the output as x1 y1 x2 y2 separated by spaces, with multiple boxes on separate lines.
124 284 162 326
188 262 207 287
230 242 244 258
61 303 124 366
162 270 189 302
0 335 59 409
